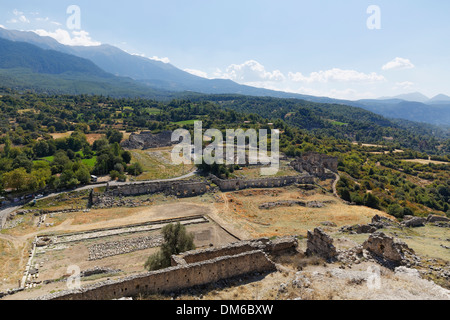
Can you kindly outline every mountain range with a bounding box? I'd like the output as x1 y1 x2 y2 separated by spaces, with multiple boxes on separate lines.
378 92 450 104
0 27 448 126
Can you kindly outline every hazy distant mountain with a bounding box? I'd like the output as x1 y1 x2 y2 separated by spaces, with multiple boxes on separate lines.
354 99 450 126
378 92 430 103
428 94 450 104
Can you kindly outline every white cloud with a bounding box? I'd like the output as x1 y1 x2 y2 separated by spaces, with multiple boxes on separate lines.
184 68 209 78
32 29 101 46
9 9 30 24
382 57 415 71
214 60 285 82
288 68 385 83
394 81 414 90
131 53 170 64
0 25 5 29
148 56 170 64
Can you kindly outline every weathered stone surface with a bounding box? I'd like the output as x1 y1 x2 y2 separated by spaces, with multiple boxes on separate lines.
371 214 399 228
259 200 325 210
357 224 378 234
402 217 426 228
211 174 314 192
362 232 416 265
306 228 337 260
88 235 164 260
427 214 450 223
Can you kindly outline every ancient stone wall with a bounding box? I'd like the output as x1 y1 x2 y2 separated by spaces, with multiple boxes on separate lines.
91 180 209 206
306 228 338 261
210 174 314 192
290 152 338 178
107 180 209 198
172 239 271 265
38 250 276 300
362 232 416 265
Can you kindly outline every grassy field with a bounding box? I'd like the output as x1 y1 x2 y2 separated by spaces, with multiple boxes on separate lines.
232 163 300 179
130 147 195 180
81 156 97 168
172 119 197 125
145 107 162 115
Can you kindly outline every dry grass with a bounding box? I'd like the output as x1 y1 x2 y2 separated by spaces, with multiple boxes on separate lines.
214 187 389 238
130 148 195 180
0 239 32 291
402 159 450 165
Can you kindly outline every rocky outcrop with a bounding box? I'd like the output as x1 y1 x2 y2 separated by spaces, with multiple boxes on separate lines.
340 215 399 234
306 228 338 261
427 214 450 223
402 217 426 228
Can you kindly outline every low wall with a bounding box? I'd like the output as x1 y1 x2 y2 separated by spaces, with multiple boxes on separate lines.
210 175 315 192
107 180 209 198
172 237 297 266
38 250 276 300
91 180 209 205
172 239 271 265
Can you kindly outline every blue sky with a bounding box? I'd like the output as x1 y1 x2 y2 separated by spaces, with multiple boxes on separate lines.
1 0 449 100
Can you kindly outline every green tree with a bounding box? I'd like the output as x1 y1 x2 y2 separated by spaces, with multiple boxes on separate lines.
144 222 195 271
363 192 380 209
106 129 123 144
75 166 91 185
127 162 143 176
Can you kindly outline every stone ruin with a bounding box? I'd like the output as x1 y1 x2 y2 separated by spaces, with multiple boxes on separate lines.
339 214 450 234
305 227 421 269
120 131 179 150
90 180 210 207
90 173 318 208
339 214 401 234
290 152 338 178
210 174 315 192
306 228 338 261
362 232 417 267
35 237 298 300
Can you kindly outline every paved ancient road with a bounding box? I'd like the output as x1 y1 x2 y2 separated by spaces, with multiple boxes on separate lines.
0 169 199 229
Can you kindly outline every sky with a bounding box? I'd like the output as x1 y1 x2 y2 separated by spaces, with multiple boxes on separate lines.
1 0 449 100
